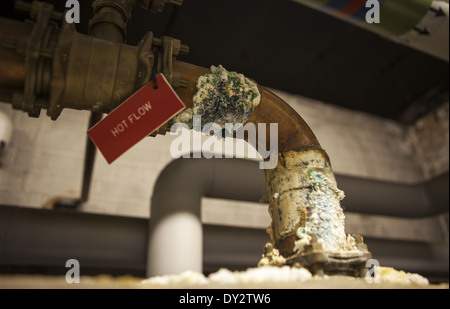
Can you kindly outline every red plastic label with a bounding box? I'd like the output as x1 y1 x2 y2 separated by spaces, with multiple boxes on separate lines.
88 74 185 164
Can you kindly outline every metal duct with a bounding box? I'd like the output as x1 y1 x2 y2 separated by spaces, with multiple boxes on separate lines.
291 0 449 61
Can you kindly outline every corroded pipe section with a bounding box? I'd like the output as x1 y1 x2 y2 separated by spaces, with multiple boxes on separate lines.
172 60 323 154
264 149 351 257
0 14 189 119
0 17 32 98
89 0 135 43
171 61 361 261
48 24 152 116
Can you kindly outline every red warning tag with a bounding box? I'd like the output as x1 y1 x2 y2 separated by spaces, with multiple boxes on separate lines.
88 74 185 164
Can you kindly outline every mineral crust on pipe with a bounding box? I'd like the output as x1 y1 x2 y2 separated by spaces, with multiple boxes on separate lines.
173 65 260 130
264 149 358 257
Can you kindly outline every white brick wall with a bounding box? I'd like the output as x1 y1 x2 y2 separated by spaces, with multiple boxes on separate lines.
0 105 87 207
86 133 177 217
273 89 425 183
407 103 449 180
0 91 448 219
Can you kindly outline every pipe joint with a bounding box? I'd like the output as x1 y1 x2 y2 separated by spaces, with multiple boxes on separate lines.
7 1 58 117
92 0 135 22
88 10 128 41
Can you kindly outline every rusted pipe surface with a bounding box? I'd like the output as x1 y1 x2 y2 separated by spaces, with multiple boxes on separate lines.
89 6 127 43
172 60 324 154
171 62 367 267
0 17 33 97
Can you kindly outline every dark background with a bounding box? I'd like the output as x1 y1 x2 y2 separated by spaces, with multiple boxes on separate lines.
1 0 448 123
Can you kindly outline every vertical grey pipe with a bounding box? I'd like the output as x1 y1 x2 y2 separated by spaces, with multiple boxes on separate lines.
147 157 266 276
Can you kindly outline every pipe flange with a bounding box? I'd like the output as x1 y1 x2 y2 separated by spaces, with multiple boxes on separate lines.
47 22 75 120
88 11 128 40
285 234 372 277
92 0 134 21
14 0 64 22
13 1 56 117
161 36 173 85
136 31 154 88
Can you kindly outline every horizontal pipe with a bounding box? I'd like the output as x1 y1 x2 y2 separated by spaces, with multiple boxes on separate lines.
337 171 449 217
0 17 32 97
0 205 147 271
0 204 447 281
0 16 326 156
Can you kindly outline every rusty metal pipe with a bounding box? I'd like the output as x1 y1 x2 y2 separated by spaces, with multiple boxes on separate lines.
171 61 370 273
0 17 324 159
0 17 32 98
172 60 325 154
168 60 337 271
1 12 330 155
89 7 127 43
89 1 133 44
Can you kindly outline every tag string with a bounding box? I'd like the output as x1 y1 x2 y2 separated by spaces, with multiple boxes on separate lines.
151 48 159 89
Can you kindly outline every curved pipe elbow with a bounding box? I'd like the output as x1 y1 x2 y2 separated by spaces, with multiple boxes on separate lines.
249 86 325 154
173 60 328 159
173 61 340 258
